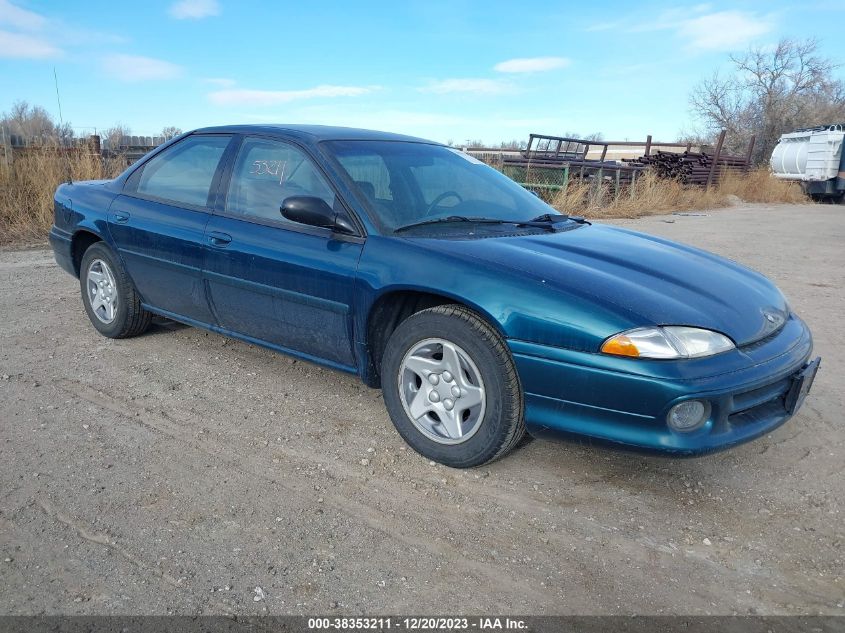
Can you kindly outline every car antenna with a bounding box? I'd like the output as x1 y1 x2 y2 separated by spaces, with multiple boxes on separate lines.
53 66 72 184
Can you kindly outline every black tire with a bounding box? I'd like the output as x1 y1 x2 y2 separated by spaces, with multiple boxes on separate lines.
79 241 152 338
381 305 525 467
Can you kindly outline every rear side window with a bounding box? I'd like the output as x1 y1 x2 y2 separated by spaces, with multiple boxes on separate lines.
133 135 231 207
226 137 336 223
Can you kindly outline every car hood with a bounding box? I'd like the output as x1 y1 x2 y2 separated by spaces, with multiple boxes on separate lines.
415 223 789 347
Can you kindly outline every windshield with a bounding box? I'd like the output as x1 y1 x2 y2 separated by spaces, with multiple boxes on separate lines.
324 140 559 233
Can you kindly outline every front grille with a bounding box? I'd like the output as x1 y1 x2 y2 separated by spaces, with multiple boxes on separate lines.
728 398 788 426
728 376 791 425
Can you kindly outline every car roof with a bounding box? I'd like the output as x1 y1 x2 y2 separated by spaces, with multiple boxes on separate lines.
193 124 438 145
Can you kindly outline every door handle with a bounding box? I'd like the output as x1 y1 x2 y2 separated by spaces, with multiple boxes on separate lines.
208 231 232 247
112 210 130 224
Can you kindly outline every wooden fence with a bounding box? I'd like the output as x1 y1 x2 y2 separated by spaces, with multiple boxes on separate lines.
0 132 171 170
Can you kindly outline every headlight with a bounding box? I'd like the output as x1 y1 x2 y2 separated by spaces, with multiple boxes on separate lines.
601 326 735 359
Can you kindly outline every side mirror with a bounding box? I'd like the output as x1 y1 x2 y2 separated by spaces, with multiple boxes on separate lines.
280 196 356 235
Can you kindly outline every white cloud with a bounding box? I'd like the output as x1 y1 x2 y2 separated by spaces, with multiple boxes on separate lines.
418 78 514 95
0 2 127 59
248 108 473 130
677 11 774 51
102 54 184 81
0 0 59 58
208 85 377 106
631 8 773 51
168 0 220 20
494 57 571 73
0 0 46 30
203 77 236 87
585 21 621 32
0 29 60 58
630 5 711 32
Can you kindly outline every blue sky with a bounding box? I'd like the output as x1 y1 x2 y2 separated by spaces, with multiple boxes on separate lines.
1 0 843 144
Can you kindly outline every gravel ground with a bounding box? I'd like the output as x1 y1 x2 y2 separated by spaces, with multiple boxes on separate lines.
0 203 842 615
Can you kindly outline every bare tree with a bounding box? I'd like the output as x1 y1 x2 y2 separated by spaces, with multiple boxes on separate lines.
690 38 845 163
160 126 182 139
498 139 528 150
0 100 69 141
103 124 131 150
558 131 604 142
676 129 709 152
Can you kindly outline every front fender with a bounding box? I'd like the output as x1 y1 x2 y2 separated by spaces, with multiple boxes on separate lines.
355 235 635 354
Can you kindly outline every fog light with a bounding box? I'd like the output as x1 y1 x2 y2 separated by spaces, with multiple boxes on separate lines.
667 400 710 431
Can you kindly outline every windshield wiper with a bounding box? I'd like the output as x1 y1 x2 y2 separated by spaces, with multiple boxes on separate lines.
394 216 479 232
527 213 590 225
394 213 586 233
512 213 571 228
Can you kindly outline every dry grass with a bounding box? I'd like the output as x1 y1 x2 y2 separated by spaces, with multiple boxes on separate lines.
552 167 809 219
0 150 125 243
716 167 808 204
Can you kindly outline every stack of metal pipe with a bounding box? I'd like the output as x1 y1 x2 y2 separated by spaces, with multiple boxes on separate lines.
626 150 749 186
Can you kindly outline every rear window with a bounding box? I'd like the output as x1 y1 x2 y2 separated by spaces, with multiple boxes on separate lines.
134 135 231 207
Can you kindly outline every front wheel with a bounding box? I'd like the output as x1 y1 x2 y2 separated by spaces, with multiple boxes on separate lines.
79 241 152 338
381 305 525 467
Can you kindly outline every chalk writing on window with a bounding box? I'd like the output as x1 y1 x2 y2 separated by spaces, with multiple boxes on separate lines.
250 159 288 185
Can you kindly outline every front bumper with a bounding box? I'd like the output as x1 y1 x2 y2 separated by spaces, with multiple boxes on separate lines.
510 314 815 455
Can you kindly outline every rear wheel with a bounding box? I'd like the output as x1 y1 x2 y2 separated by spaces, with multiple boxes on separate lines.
79 242 152 338
381 305 524 467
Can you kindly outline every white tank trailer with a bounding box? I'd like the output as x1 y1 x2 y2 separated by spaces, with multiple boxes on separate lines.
770 124 845 201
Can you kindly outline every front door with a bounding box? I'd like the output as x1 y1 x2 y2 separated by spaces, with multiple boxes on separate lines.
108 134 233 322
202 136 364 368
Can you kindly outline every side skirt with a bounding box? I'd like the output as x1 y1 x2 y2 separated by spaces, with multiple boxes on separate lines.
141 304 360 376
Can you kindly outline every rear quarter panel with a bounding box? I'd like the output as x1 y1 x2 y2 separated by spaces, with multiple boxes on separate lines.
52 181 122 272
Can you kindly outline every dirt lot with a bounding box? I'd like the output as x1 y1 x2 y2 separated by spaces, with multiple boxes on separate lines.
0 203 842 616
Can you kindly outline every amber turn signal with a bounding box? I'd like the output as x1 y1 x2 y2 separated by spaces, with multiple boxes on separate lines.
601 335 640 357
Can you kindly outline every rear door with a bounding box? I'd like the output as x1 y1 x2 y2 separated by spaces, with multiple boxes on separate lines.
108 134 234 322
202 135 364 368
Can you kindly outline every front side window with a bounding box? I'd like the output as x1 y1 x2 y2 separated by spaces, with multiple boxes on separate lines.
135 135 231 207
226 137 336 223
